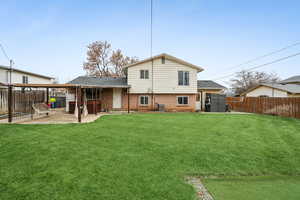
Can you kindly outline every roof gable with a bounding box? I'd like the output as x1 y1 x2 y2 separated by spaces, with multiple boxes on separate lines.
124 53 204 72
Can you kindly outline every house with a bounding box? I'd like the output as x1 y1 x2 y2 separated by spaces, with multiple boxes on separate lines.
0 65 54 85
242 75 300 97
197 80 226 110
280 75 300 84
242 83 300 97
67 53 205 112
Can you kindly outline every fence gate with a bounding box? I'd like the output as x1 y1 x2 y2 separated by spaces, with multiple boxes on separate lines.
205 93 226 112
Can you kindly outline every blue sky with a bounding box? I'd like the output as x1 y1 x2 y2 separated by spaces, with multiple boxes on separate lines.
0 0 299 86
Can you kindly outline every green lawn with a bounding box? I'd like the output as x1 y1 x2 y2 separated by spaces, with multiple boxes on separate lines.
203 176 300 200
0 113 300 200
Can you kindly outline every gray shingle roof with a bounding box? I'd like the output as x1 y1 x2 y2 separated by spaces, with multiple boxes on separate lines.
280 75 300 84
261 83 300 94
68 76 129 87
197 80 226 90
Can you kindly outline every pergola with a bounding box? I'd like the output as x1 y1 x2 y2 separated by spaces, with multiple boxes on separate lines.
7 83 131 123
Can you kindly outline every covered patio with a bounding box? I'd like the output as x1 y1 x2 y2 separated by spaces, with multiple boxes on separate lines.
4 82 131 124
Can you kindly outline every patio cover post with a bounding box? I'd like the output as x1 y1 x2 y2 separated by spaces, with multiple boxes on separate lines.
127 88 130 113
8 85 13 123
46 88 49 115
77 86 82 123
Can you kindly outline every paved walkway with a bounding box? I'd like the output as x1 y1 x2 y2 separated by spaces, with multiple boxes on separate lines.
186 176 214 200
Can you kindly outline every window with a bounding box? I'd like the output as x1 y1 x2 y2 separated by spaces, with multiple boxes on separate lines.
178 71 189 86
161 56 165 64
140 96 149 105
140 70 149 79
177 96 189 105
22 76 28 84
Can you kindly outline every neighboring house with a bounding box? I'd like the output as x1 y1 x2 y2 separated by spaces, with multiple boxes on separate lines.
280 75 300 84
68 53 204 112
242 75 300 97
197 80 226 110
0 65 54 85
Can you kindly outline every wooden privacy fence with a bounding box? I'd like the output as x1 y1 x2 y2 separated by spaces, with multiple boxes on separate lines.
226 97 300 119
13 90 45 114
0 89 45 116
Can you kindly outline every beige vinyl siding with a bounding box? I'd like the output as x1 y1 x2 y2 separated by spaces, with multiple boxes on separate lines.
128 58 198 94
246 86 288 97
0 68 53 85
288 93 300 97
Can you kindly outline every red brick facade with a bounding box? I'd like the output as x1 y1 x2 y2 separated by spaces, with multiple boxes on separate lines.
100 88 196 112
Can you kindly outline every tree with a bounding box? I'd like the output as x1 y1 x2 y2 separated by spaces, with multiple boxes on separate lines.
83 41 138 77
83 41 111 77
110 49 139 77
230 70 280 95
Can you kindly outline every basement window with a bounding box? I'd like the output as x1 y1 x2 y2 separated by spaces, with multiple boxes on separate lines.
177 96 189 105
140 96 149 105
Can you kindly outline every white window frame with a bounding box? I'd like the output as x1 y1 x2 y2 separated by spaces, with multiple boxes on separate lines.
22 75 28 84
177 96 189 105
139 95 149 106
140 70 149 79
178 71 189 86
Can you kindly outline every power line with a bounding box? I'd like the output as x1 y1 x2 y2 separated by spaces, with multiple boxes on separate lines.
0 43 10 61
213 51 300 81
150 0 154 110
209 41 300 79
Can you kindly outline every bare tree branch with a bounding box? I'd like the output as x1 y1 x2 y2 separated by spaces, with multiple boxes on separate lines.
230 70 280 95
83 41 138 77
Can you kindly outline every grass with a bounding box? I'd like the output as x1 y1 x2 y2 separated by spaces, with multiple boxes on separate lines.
0 113 300 199
203 176 300 200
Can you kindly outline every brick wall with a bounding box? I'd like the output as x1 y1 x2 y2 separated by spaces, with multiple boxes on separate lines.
122 93 196 112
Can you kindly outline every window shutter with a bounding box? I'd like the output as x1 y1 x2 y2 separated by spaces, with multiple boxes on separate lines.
145 70 149 79
178 71 183 85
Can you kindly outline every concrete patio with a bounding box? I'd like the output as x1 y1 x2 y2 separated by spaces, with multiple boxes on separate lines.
0 108 107 124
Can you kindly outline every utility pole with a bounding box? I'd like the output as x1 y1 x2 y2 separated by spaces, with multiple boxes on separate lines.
9 59 13 85
150 0 154 110
8 60 13 123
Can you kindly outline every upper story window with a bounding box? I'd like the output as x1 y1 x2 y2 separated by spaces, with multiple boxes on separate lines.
140 70 149 79
22 76 28 84
161 56 165 64
178 71 189 86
